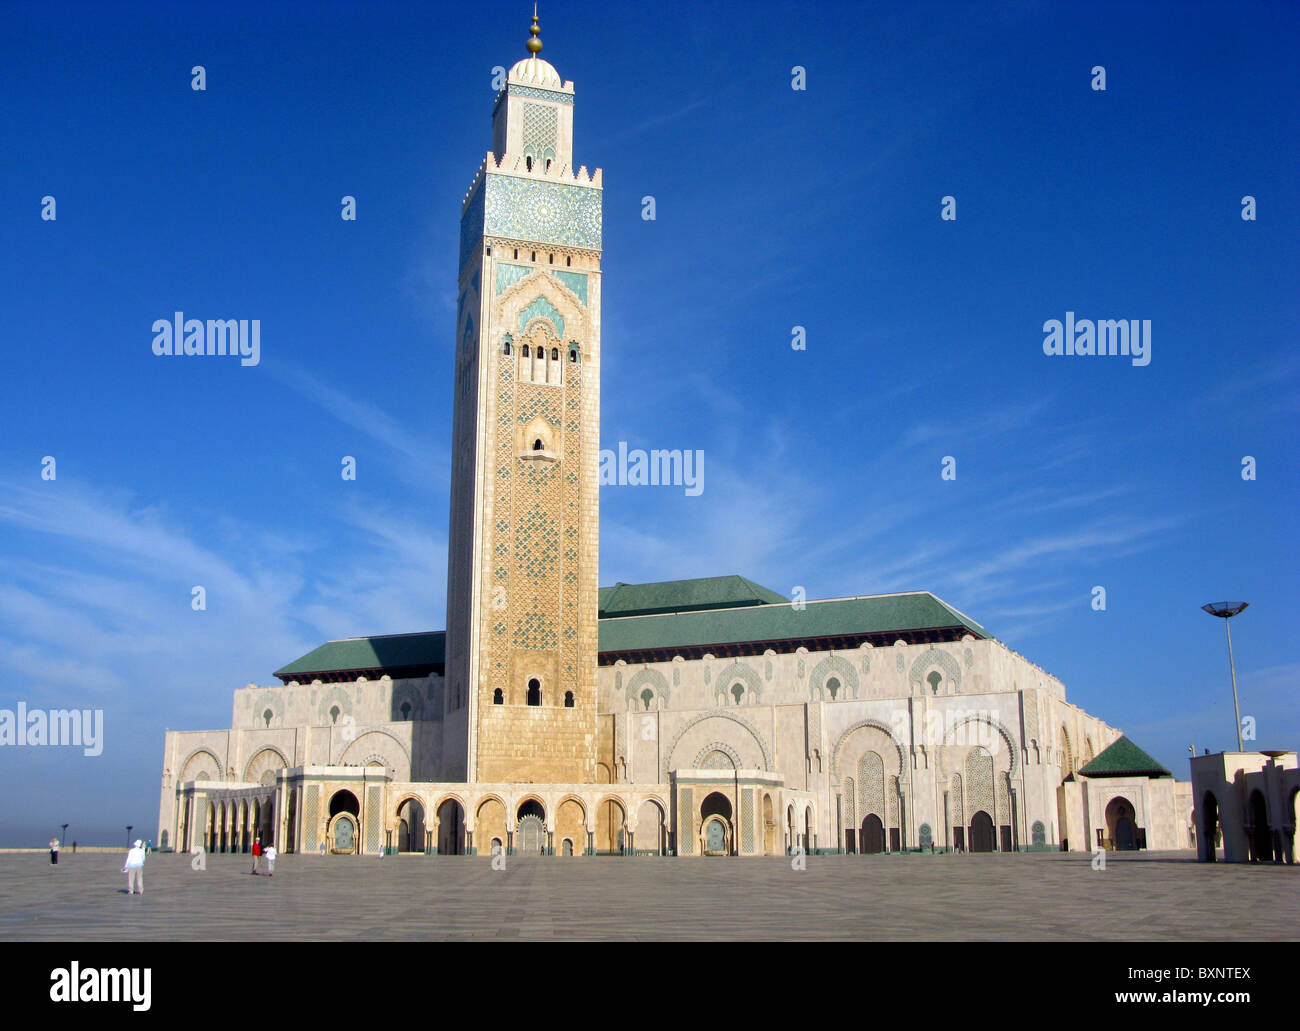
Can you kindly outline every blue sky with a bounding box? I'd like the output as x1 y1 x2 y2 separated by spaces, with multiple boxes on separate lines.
0 0 1295 844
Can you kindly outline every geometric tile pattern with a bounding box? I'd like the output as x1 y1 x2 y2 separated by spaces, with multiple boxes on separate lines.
506 83 574 105
484 174 601 251
302 787 320 853
966 747 995 819
858 752 884 819
365 785 383 853
521 102 557 165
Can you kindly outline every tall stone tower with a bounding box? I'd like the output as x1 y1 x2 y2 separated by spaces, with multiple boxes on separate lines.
443 14 602 784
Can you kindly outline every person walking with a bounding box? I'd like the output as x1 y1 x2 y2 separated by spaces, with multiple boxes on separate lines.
72 841 77 855
123 839 146 895
263 843 276 877
49 838 59 865
249 838 262 875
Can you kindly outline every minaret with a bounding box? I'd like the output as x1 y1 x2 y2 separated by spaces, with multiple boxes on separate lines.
443 13 602 784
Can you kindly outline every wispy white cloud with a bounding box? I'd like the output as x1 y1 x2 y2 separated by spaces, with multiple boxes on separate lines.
266 362 448 489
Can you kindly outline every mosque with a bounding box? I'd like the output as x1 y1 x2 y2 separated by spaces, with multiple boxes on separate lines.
156 16 1203 861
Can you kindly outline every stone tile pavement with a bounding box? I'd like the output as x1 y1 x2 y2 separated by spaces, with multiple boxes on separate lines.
1 850 1295 941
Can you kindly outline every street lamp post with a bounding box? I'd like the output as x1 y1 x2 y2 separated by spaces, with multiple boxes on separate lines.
1202 602 1249 751
126 824 133 846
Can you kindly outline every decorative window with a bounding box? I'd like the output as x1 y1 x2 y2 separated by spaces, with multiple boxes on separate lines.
640 688 654 711
826 676 840 700
400 701 411 720
503 342 512 355
564 691 574 708
551 347 559 360
493 688 503 705
927 670 942 694
532 439 544 451
527 678 541 706
522 344 530 358
731 682 744 705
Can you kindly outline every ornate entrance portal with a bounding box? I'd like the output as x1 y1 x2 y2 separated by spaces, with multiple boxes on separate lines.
703 816 729 855
517 814 545 854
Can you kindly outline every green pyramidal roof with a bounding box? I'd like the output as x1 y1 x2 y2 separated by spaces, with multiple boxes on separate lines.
274 632 445 682
598 575 788 618
1078 736 1171 778
273 577 989 683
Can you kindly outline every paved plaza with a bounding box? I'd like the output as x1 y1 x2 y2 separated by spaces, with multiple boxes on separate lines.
2 850 1295 941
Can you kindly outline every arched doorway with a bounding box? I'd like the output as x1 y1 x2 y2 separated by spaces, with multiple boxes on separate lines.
597 798 626 854
700 792 733 856
397 798 425 853
328 789 360 854
436 799 465 855
969 811 995 852
637 799 665 855
517 799 546 855
860 814 885 854
763 793 777 855
476 798 506 856
1249 790 1273 863
1201 791 1220 862
1106 796 1138 851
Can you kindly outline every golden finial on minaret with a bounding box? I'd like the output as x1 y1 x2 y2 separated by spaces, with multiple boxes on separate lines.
526 4 543 55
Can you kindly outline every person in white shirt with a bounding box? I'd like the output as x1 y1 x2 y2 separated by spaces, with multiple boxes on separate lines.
263 844 277 877
123 839 146 895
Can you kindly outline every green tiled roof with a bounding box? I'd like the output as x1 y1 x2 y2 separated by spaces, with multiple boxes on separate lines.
1078 736 1171 778
274 632 445 681
597 591 986 657
274 580 988 681
598 575 788 618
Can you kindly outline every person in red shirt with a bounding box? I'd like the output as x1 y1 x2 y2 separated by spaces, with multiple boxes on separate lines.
250 837 262 875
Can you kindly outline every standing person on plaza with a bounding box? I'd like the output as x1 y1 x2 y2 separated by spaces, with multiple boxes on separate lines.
49 837 59 865
263 843 276 877
123 839 146 895
249 837 262 875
